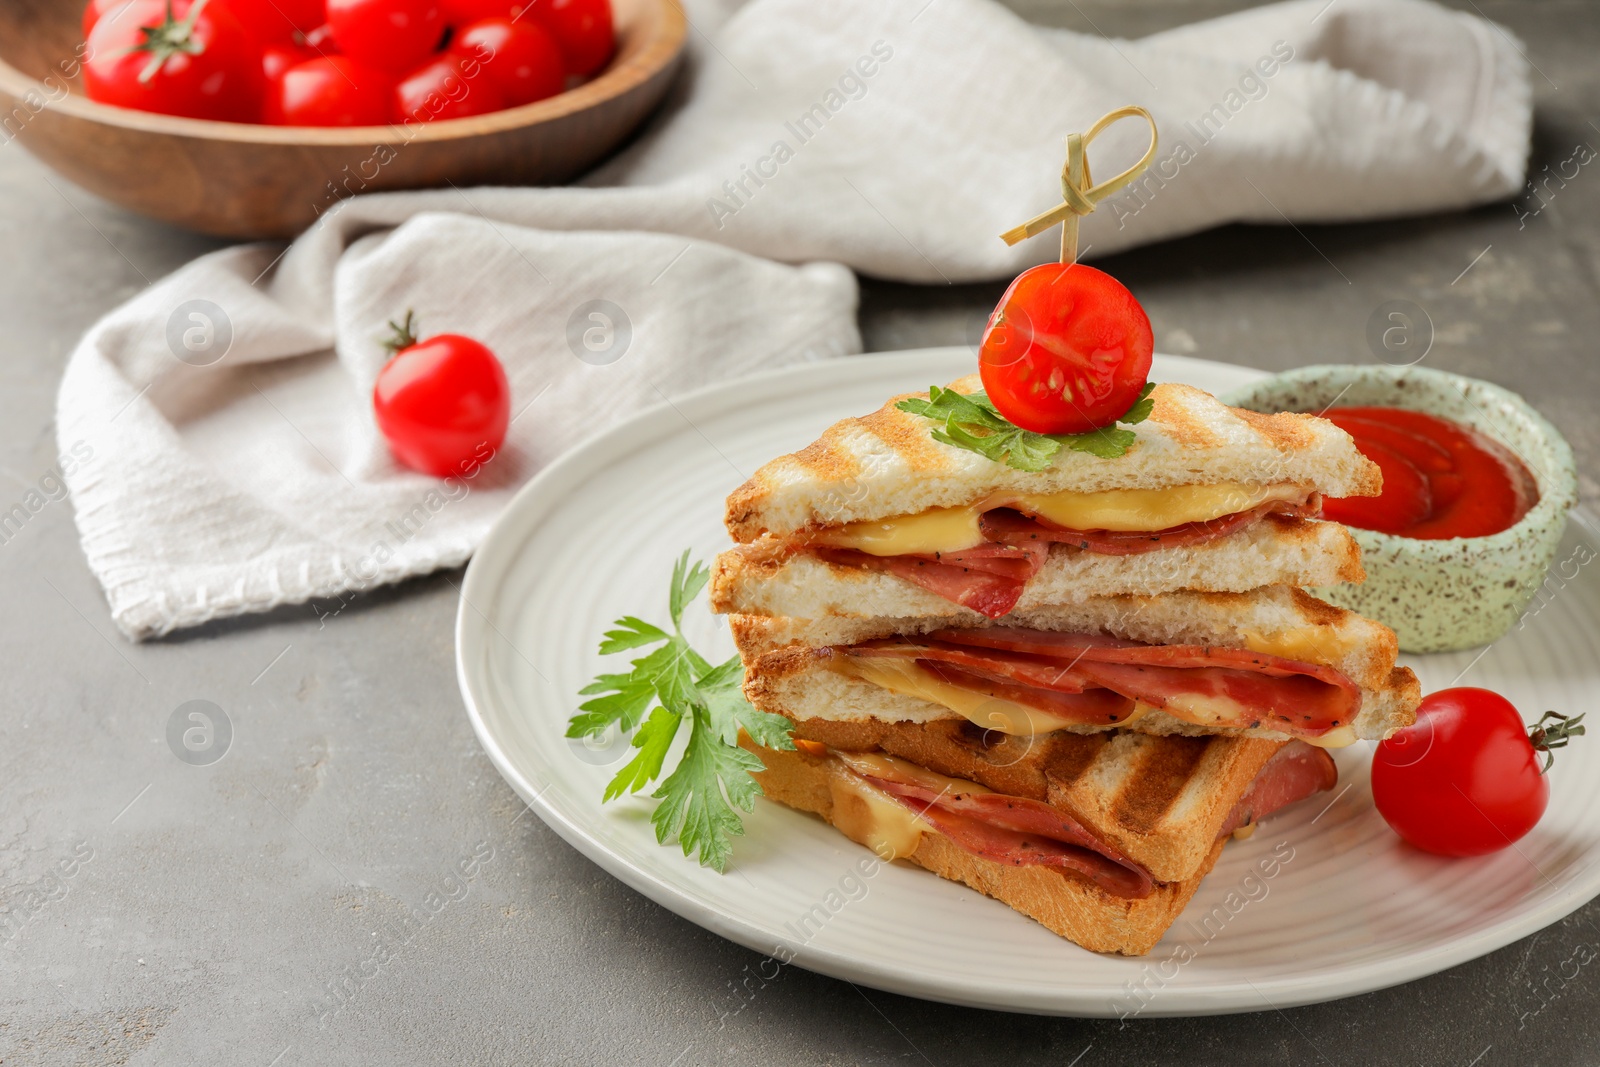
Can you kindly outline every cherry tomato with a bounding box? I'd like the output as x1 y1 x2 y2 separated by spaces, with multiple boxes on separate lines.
393 53 505 122
262 41 316 84
326 0 444 75
525 0 612 76
373 313 509 477
276 0 327 30
440 0 523 24
84 0 264 123
1373 688 1583 857
82 0 129 36
451 17 563 106
977 263 1153 435
302 22 341 52
212 0 299 42
266 56 393 126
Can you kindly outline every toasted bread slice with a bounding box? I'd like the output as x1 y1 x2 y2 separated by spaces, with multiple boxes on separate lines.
744 734 1227 955
771 716 1282 884
711 515 1364 618
726 379 1380 542
735 586 1421 743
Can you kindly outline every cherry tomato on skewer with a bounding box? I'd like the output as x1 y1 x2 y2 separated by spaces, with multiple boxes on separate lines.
977 262 1153 435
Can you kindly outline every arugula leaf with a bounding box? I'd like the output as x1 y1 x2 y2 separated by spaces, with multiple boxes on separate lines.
896 381 1155 471
568 549 795 872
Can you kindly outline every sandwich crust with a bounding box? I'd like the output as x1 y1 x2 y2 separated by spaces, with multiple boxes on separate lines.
745 735 1226 955
725 379 1382 542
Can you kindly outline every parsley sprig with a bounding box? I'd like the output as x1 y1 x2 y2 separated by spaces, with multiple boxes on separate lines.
896 382 1155 471
566 551 795 872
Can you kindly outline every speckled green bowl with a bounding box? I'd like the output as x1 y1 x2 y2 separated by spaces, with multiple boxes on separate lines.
1224 365 1578 653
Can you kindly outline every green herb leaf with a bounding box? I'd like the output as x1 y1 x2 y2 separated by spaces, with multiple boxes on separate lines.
650 715 767 872
599 616 670 654
568 552 794 872
1118 381 1157 425
603 706 682 802
699 654 796 751
896 382 1154 471
568 671 657 737
668 550 710 629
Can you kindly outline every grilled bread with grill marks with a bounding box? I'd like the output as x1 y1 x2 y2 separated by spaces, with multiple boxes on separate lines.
744 734 1229 956
775 715 1283 884
725 378 1381 543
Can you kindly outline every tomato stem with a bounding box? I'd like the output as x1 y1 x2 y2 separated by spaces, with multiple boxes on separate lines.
134 0 213 84
1529 710 1585 774
383 310 421 356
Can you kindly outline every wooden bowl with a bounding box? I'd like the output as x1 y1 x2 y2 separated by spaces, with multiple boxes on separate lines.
0 0 686 238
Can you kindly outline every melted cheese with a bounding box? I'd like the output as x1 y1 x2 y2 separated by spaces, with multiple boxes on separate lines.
843 662 1360 748
813 482 1307 555
825 770 929 861
819 506 984 556
1302 725 1358 749
826 752 992 862
1240 626 1352 665
838 656 1084 736
1017 483 1303 533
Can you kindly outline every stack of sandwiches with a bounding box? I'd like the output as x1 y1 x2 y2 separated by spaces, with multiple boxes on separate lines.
712 377 1421 955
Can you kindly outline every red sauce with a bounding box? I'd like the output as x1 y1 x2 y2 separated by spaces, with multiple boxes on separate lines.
1319 407 1538 539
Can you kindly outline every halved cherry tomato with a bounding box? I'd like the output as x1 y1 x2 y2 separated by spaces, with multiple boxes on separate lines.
373 312 509 477
525 0 613 76
266 56 393 126
393 53 506 123
84 0 264 122
451 17 564 106
326 0 444 75
977 262 1153 435
1373 688 1584 857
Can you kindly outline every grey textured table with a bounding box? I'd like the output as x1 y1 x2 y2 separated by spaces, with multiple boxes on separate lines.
4 1 1599 1064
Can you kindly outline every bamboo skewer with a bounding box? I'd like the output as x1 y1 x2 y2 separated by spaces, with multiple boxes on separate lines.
999 105 1160 265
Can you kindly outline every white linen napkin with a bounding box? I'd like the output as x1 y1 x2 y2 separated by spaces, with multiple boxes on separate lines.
55 0 1531 639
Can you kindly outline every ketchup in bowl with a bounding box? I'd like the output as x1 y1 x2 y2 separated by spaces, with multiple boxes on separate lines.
1320 407 1539 539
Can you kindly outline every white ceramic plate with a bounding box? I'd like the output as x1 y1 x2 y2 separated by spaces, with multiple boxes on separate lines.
456 348 1600 1017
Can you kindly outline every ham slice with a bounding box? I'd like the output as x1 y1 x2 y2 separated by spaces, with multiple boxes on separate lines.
853 630 1362 740
1219 741 1338 835
919 662 1139 725
977 496 1321 556
835 738 1338 900
815 541 1049 618
848 764 1157 899
810 494 1318 616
